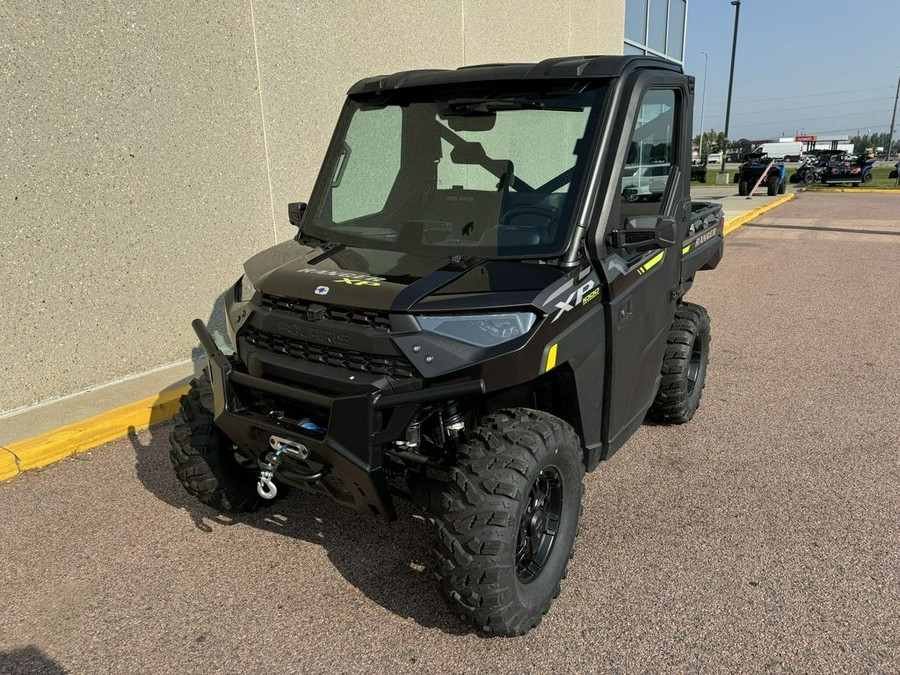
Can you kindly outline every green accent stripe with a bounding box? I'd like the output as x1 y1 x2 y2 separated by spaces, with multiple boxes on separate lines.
639 250 665 274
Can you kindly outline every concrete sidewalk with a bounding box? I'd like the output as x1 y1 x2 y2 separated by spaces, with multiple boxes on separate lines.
690 183 794 223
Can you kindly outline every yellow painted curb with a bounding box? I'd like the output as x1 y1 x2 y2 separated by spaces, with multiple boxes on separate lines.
0 449 18 481
723 192 796 236
3 385 189 479
802 187 900 194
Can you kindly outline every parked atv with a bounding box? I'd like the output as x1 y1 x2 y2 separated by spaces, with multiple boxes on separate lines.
790 156 824 185
789 150 845 185
691 160 708 183
735 152 786 196
821 153 875 186
169 56 725 637
889 161 899 180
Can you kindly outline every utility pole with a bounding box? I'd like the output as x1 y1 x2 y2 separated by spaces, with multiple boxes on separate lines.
720 0 741 178
699 51 709 160
886 70 899 163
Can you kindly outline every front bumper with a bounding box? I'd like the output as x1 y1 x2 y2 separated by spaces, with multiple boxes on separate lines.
192 319 482 520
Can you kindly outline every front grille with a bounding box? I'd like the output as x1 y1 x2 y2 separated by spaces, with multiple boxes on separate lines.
261 295 391 331
242 326 416 378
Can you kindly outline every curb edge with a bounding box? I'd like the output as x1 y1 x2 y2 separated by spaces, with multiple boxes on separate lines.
723 192 796 236
3 386 189 481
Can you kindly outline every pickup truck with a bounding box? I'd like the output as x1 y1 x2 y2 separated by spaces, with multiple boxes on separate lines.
170 55 725 636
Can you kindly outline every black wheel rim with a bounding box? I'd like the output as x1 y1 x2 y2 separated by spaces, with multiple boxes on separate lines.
687 334 703 394
516 467 564 584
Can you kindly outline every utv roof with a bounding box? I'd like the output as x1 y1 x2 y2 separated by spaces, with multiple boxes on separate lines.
348 55 683 96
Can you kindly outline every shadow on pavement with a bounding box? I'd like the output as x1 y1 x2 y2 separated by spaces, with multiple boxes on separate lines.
128 405 465 635
0 647 68 675
128 291 466 634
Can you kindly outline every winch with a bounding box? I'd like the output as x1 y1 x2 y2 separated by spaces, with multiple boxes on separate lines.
257 435 310 499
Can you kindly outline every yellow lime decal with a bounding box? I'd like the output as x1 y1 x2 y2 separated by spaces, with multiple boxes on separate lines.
338 277 381 287
545 343 558 372
582 287 600 305
637 250 665 275
682 244 691 256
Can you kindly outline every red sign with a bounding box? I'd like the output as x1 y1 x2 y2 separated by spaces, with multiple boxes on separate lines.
795 135 818 142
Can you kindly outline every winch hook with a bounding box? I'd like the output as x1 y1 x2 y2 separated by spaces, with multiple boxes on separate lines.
256 437 310 499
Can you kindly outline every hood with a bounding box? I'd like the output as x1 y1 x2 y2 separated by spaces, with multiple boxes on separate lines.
243 239 567 313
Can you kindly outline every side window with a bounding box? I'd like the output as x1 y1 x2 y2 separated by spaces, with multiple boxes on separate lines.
620 89 677 215
332 107 401 223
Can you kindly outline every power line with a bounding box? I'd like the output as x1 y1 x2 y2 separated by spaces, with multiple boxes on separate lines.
728 97 895 116
733 65 900 85
701 107 894 126
698 115 894 137
791 123 891 135
728 122 892 136
700 86 894 108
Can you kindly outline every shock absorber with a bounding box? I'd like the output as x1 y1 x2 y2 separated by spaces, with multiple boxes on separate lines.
442 403 466 439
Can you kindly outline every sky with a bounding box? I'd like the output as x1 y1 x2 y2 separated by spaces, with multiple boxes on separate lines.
684 0 900 141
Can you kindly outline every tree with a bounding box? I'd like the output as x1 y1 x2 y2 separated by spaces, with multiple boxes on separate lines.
693 130 728 159
851 132 891 154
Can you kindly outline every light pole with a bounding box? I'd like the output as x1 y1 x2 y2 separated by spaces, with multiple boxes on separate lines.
720 0 741 178
887 70 899 163
699 51 709 160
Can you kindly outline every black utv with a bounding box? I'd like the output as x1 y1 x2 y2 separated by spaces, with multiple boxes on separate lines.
170 55 725 636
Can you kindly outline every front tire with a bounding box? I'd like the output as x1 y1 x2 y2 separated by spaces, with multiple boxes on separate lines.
738 180 749 196
778 178 786 194
430 409 584 636
767 176 779 196
648 303 711 424
169 372 266 513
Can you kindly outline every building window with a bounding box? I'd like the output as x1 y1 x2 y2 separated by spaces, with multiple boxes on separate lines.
623 0 687 64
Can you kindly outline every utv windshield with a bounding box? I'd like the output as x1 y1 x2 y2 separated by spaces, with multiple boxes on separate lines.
302 81 607 258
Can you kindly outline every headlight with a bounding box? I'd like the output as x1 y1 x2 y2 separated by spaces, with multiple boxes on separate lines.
417 312 537 348
236 274 257 301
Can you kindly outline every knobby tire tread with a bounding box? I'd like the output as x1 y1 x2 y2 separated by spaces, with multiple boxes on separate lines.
430 408 584 636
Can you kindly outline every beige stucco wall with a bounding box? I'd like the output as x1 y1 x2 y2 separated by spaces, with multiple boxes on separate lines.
0 0 625 411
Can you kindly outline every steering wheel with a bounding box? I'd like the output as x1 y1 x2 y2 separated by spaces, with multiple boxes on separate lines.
499 205 558 226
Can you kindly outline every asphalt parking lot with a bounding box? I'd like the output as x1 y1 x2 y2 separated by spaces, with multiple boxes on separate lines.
1 192 898 674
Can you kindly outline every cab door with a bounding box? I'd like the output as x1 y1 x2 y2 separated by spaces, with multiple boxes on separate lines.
599 84 690 456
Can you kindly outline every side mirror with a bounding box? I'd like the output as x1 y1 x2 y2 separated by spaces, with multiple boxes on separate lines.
608 215 676 253
288 201 307 228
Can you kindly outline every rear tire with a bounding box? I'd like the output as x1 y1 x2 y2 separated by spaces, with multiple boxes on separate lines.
862 172 873 183
778 179 786 194
648 303 711 425
430 409 584 636
738 180 749 196
169 372 266 513
767 177 778 196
